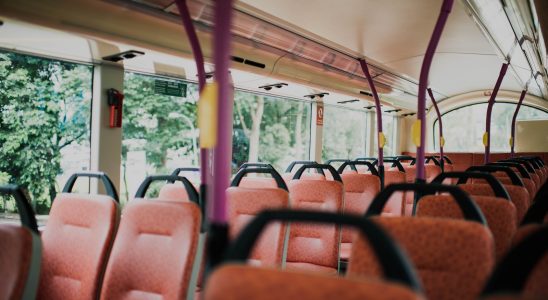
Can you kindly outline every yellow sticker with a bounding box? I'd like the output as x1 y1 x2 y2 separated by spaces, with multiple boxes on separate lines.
198 82 218 148
509 137 514 147
378 132 386 148
411 120 421 147
482 132 489 147
440 136 445 147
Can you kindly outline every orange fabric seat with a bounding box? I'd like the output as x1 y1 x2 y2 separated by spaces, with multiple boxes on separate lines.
384 169 408 215
461 183 529 223
339 171 381 260
227 187 289 266
206 209 424 300
0 226 41 300
286 164 344 273
38 193 119 299
99 199 201 299
205 265 423 300
100 175 202 300
0 185 42 300
482 225 548 299
417 192 517 260
355 183 495 300
348 217 494 300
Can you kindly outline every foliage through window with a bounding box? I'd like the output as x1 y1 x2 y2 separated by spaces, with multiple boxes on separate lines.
433 102 548 152
322 105 367 160
0 51 92 214
120 72 199 204
232 91 311 172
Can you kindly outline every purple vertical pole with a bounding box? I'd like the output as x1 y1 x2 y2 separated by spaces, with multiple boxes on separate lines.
174 0 209 206
484 63 509 163
416 0 454 181
210 0 233 225
427 88 444 172
358 58 384 188
204 0 234 275
510 89 527 157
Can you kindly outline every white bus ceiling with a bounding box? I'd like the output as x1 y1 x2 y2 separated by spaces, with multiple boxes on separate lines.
0 0 546 111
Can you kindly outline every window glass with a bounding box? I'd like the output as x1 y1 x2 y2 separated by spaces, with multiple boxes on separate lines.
121 72 199 204
372 114 397 156
433 102 548 152
232 91 311 172
0 51 92 216
322 105 367 160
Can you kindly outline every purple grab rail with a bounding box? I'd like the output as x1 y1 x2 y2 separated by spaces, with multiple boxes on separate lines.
359 58 384 188
211 0 234 224
484 63 509 163
510 89 527 157
427 88 444 172
416 0 454 181
174 0 210 192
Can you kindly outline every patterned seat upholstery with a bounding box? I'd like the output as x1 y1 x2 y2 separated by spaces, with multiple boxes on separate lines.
417 192 517 260
205 265 424 300
99 198 201 299
339 173 381 260
0 225 41 300
286 179 344 274
38 194 119 299
461 183 530 223
227 187 289 266
348 217 495 300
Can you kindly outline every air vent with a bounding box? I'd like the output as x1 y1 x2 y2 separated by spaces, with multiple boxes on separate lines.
231 56 245 63
360 91 373 97
384 109 402 113
103 50 145 62
304 92 329 99
244 59 266 69
337 99 359 104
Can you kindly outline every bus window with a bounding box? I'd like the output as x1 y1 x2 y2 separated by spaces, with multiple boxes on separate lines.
232 91 311 172
120 72 199 204
433 103 548 152
322 105 367 160
0 50 92 216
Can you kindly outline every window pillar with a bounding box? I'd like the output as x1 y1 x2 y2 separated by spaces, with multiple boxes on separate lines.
90 62 124 193
310 100 324 162
365 111 376 157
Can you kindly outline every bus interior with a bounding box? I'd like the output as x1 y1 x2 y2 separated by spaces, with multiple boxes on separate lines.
0 0 547 299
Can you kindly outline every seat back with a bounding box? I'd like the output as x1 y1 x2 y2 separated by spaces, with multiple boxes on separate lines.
354 183 494 300
429 172 517 259
100 175 201 300
482 225 548 299
206 210 424 300
488 162 537 198
287 164 344 272
227 167 289 266
39 172 119 299
0 185 42 300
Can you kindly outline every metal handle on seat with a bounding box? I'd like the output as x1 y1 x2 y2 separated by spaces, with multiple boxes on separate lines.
432 172 510 200
382 158 406 173
338 161 379 177
326 159 356 171
62 172 119 202
487 162 531 179
293 164 342 182
238 163 274 171
355 157 379 166
231 167 288 191
466 166 524 187
285 161 325 175
365 182 487 225
135 175 199 205
171 167 200 177
0 185 39 234
225 209 424 293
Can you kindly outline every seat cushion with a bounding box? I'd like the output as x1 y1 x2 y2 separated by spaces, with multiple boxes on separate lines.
99 199 201 300
205 265 423 300
348 217 495 300
0 225 41 300
39 194 119 300
417 193 516 260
